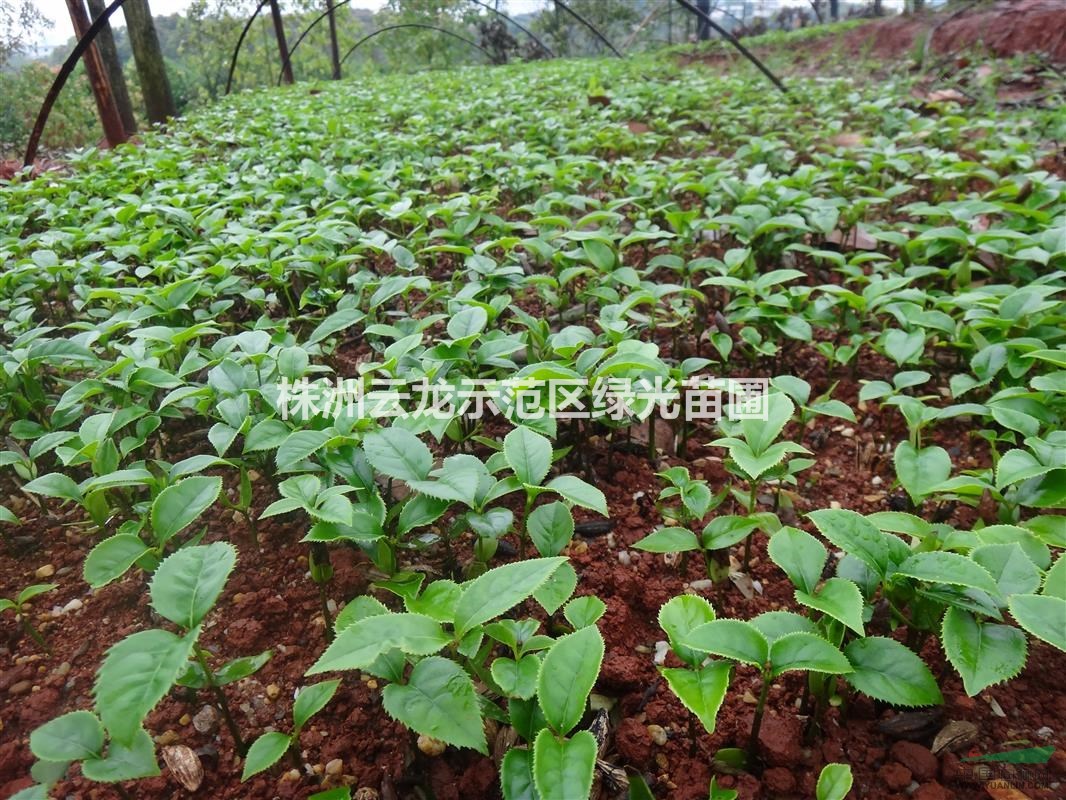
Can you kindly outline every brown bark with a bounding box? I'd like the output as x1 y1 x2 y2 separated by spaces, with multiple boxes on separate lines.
64 0 127 148
85 0 137 134
123 0 177 124
270 0 294 85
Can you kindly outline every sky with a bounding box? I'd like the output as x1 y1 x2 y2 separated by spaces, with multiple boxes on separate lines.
27 0 559 48
26 0 908 50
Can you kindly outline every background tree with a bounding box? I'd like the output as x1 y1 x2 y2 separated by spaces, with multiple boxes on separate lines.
0 0 51 69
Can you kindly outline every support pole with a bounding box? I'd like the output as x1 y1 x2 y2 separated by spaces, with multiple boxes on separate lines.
673 0 789 95
64 0 127 149
86 0 137 134
270 0 295 84
325 0 341 79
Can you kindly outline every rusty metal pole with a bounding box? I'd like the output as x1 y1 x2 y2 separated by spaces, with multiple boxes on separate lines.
64 0 127 149
270 0 295 84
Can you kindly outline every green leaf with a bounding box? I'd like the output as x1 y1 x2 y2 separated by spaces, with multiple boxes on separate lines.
294 680 341 731
382 656 487 754
1043 554 1066 599
894 551 1001 597
563 596 606 629
537 625 604 736
151 476 222 545
362 428 432 482
81 727 159 783
942 607 1027 696
242 732 292 780
740 392 794 454
894 442 951 505
308 308 365 345
276 429 331 471
843 637 943 707
533 560 577 615
633 526 700 553
501 747 539 800
505 426 552 486
809 508 899 579
545 475 608 516
491 655 540 700
30 711 104 762
658 594 716 667
701 515 759 551
971 544 1041 598
149 542 236 629
660 662 731 733
406 580 462 623
796 578 865 636
751 610 818 643
769 632 852 679
768 526 827 594
684 619 768 668
816 763 854 800
213 650 273 686
447 306 488 340
95 628 199 745
84 534 153 588
1009 595 1066 652
532 730 597 800
23 473 82 502
527 502 574 557
454 557 567 638
307 613 450 674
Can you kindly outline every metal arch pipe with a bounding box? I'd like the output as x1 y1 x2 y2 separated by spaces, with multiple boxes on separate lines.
551 0 623 58
275 0 355 86
467 0 554 58
672 0 788 95
224 0 270 96
339 23 493 68
24 0 133 167
278 0 554 86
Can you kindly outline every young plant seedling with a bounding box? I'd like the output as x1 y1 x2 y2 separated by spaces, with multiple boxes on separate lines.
242 680 340 779
0 582 57 650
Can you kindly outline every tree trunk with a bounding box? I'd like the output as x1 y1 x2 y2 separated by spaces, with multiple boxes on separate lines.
123 0 177 124
325 0 341 80
270 0 294 85
85 0 136 134
873 0 883 16
829 0 840 21
64 0 127 148
696 0 711 40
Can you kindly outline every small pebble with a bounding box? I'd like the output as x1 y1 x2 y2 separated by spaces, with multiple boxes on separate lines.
325 758 344 776
35 564 55 579
326 598 338 614
617 551 631 566
653 640 670 666
871 476 883 486
266 684 281 700
688 579 714 592
830 500 842 509
53 662 71 679
417 735 446 757
155 730 180 746
62 599 83 614
9 680 32 695
280 769 301 782
647 724 667 746
178 714 191 727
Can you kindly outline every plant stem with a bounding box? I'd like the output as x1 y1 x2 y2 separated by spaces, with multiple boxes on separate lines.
741 482 759 570
195 646 247 755
319 582 334 642
747 672 771 759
